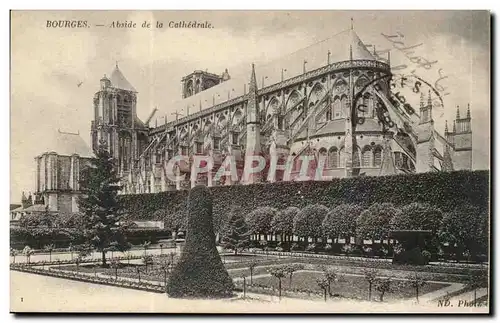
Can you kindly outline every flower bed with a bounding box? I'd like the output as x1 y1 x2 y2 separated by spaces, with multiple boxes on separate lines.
249 251 486 277
241 271 449 302
10 254 145 267
10 264 165 293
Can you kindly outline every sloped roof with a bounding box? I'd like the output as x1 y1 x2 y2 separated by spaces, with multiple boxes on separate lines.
35 130 93 158
110 66 137 92
153 29 376 126
23 204 47 212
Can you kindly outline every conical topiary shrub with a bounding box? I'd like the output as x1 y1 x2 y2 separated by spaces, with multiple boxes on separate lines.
166 185 234 298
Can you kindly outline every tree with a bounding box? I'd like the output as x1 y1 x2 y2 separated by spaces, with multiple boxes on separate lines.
322 267 338 296
375 277 393 302
439 205 488 259
68 243 75 261
284 263 305 288
77 142 130 267
316 277 329 302
43 244 55 262
141 241 151 256
322 204 363 242
269 266 286 301
407 273 426 303
248 259 258 285
466 270 488 306
293 204 328 241
246 206 276 238
220 206 250 255
142 255 154 273
272 207 299 242
363 268 379 301
110 258 120 280
10 248 18 264
391 202 443 234
22 246 34 264
356 203 401 240
75 245 92 271
166 185 234 298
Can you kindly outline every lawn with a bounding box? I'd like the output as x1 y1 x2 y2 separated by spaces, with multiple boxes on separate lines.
252 271 449 302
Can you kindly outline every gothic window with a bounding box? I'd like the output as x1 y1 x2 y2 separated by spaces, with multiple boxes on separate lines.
341 95 349 118
361 92 371 117
155 148 162 164
333 97 342 119
232 132 239 145
326 109 332 121
339 147 346 167
334 79 348 94
196 142 203 154
213 137 221 150
374 146 383 167
318 147 327 158
362 146 372 167
328 147 338 168
394 152 403 168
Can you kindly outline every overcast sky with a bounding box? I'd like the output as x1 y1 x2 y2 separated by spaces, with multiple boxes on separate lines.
10 10 490 203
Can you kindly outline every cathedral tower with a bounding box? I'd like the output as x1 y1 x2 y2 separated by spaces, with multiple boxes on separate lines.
91 64 144 176
415 91 435 172
452 104 473 170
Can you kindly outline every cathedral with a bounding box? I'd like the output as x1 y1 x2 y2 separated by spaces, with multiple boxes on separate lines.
31 27 473 212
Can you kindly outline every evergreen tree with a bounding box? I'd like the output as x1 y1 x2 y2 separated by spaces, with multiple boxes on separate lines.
77 141 129 267
221 206 250 255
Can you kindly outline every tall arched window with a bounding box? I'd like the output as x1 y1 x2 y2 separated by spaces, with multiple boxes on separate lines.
333 97 342 119
362 146 372 167
339 147 345 167
328 147 338 168
374 146 383 167
341 95 348 118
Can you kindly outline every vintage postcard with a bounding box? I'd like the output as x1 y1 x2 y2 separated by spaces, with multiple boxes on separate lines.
9 10 490 314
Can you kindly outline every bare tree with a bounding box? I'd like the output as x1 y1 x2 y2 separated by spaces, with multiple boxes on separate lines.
269 266 286 301
406 273 426 303
363 268 379 301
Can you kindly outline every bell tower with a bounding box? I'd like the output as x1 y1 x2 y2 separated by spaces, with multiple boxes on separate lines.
91 63 140 175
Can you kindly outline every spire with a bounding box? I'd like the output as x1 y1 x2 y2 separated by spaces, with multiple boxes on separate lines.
456 105 460 119
387 51 391 65
444 120 449 134
420 91 425 109
427 90 432 107
349 45 353 61
453 120 456 132
116 61 119 68
350 17 354 30
249 63 257 93
467 103 471 119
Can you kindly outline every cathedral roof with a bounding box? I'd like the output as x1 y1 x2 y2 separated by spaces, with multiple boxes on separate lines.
154 29 376 126
36 130 93 158
110 65 137 92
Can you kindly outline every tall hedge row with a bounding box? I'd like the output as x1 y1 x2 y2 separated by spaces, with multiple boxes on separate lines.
119 171 489 221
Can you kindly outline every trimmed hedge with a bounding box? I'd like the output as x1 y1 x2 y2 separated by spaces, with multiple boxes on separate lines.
166 185 234 298
119 171 489 223
10 227 172 250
